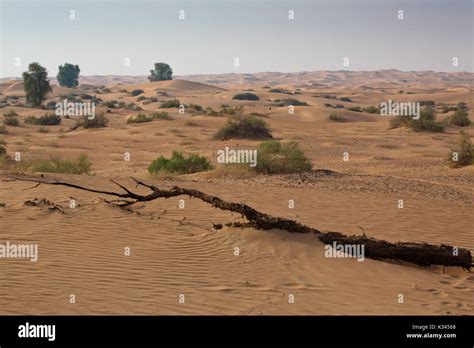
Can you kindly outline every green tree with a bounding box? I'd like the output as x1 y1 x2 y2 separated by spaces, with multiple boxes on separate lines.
22 62 52 107
57 63 80 88
149 62 173 81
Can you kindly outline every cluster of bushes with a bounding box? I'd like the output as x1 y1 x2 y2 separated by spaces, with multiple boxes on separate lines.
148 151 212 175
214 115 272 140
390 108 444 132
31 153 91 174
418 100 436 107
314 94 352 102
137 96 158 104
24 114 61 126
449 131 473 168
127 111 173 124
3 110 19 126
103 100 142 111
75 113 109 128
160 99 181 108
232 92 259 101
272 98 308 107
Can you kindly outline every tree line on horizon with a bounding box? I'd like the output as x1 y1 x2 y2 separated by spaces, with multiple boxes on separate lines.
21 62 173 107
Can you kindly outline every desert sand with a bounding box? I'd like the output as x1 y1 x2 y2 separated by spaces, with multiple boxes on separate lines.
0 70 473 315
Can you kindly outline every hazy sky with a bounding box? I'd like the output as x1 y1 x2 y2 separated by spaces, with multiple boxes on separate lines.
0 0 472 77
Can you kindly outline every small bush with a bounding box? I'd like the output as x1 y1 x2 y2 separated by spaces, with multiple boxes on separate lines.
103 100 118 108
38 127 49 133
0 139 6 156
449 131 473 167
269 88 292 95
232 92 259 101
324 103 332 108
142 97 158 105
418 100 435 107
328 114 348 122
80 93 94 100
346 106 362 112
24 114 61 126
339 97 352 102
127 111 173 124
188 104 203 112
160 99 181 108
364 106 379 114
136 96 147 102
456 102 468 111
0 125 7 134
448 110 471 127
220 104 243 115
148 151 212 174
32 154 91 174
273 98 308 107
77 113 109 128
3 111 19 126
131 89 144 96
214 115 272 140
255 140 312 174
334 104 344 109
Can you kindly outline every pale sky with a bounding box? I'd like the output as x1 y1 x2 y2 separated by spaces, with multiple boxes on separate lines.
0 0 472 78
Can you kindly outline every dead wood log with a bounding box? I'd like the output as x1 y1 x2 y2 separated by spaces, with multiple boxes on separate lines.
4 175 473 269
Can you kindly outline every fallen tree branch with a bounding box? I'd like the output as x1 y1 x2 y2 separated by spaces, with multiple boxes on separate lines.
4 175 472 269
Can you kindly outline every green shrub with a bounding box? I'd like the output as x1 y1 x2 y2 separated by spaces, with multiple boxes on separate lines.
80 93 93 100
76 113 109 128
160 99 181 108
3 110 19 126
339 97 352 102
456 102 468 111
148 151 212 174
449 131 473 167
418 100 435 107
188 104 203 112
269 88 292 95
273 98 308 107
364 106 379 114
214 115 272 140
255 140 312 174
232 92 259 101
390 108 444 132
220 104 243 115
324 103 332 108
24 114 61 126
448 110 471 127
32 153 91 174
103 100 118 108
328 114 348 122
346 106 362 112
131 89 144 96
0 139 6 155
127 112 173 124
136 96 147 102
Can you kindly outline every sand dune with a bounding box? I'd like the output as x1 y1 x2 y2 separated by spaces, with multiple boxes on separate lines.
0 70 473 315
